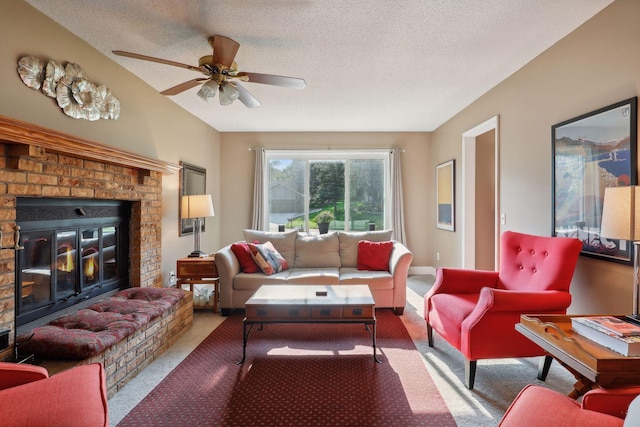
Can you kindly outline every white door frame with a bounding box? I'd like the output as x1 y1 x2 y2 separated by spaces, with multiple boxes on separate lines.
461 116 500 269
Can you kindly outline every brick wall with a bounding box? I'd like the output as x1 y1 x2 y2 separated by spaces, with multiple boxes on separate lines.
0 143 164 361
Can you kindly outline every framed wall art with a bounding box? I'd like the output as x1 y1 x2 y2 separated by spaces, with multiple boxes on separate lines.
179 161 207 236
436 159 455 231
552 97 638 264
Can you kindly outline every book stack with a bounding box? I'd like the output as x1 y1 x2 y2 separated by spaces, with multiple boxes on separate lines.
571 316 640 356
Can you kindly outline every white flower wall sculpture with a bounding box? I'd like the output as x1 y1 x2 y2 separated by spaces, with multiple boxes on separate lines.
17 56 120 121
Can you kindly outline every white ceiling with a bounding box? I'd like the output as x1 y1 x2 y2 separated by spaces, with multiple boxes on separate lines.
25 0 612 132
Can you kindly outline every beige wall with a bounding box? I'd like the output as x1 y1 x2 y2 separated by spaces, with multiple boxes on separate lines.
219 132 431 265
430 0 640 313
0 1 222 285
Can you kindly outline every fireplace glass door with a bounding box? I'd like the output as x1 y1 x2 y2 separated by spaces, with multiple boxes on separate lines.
16 198 129 327
20 225 122 316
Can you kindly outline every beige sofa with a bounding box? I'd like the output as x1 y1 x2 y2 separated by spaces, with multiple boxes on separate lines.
214 229 413 315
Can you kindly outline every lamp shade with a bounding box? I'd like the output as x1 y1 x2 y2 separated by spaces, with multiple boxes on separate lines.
600 186 640 241
197 80 218 101
181 194 215 219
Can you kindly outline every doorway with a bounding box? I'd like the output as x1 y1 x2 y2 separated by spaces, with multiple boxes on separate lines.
462 116 499 270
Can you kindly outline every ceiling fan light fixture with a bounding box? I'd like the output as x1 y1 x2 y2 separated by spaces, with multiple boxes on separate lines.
219 82 240 106
113 34 304 108
197 79 218 101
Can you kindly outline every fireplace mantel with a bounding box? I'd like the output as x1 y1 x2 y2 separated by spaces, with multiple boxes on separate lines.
0 115 180 175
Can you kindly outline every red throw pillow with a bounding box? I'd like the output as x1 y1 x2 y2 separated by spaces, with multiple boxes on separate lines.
231 242 260 273
357 240 393 272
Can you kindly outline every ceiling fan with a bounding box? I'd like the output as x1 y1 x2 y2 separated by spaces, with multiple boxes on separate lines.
112 35 306 108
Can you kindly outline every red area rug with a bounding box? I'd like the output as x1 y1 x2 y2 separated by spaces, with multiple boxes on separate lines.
117 310 455 426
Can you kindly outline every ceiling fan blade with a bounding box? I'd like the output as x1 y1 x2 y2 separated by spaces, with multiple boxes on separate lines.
235 83 261 108
209 35 240 69
112 50 203 73
237 72 306 89
160 78 208 96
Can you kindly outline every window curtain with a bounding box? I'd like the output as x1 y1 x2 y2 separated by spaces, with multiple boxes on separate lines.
390 148 407 245
251 147 265 230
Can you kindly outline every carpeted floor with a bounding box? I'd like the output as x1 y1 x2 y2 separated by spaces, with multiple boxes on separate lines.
117 310 455 426
108 276 576 426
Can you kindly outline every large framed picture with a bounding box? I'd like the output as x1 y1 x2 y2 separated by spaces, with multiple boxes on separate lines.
552 97 638 264
436 159 455 231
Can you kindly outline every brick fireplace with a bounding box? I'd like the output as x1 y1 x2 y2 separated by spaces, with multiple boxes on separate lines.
0 115 179 361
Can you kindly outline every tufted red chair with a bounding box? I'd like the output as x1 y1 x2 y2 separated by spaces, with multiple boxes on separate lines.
424 231 582 389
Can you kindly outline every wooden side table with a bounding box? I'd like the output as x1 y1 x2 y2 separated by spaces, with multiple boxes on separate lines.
517 314 640 398
176 256 219 312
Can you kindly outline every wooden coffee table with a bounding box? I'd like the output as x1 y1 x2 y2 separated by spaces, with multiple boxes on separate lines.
517 314 640 398
239 284 380 364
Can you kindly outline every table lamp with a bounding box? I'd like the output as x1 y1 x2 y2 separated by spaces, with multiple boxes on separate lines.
181 194 215 258
600 186 640 323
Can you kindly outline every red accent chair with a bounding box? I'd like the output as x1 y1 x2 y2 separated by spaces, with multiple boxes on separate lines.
424 231 582 389
499 384 640 426
0 362 109 426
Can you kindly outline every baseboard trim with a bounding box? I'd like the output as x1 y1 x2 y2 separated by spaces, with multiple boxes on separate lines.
409 266 436 276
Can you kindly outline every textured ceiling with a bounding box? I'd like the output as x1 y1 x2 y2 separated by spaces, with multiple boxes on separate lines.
25 0 612 132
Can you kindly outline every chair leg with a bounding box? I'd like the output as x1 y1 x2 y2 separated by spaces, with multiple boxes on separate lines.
465 359 477 390
537 355 553 381
426 323 434 347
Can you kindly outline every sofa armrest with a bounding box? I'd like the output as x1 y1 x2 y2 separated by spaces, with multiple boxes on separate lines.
389 242 413 312
499 384 623 427
582 386 640 419
214 244 242 310
474 288 571 314
463 288 571 335
427 268 499 298
0 362 49 390
0 363 108 427
389 242 411 274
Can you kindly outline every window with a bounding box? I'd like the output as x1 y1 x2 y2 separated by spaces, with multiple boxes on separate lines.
264 150 390 233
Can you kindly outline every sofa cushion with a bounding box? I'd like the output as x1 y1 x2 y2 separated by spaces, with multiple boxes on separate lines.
233 271 288 290
339 268 394 289
231 242 260 273
248 241 289 275
358 240 394 271
286 268 340 284
294 232 341 268
338 230 393 268
243 229 297 266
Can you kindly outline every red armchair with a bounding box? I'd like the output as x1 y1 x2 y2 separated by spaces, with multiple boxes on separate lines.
499 384 640 426
424 231 582 389
0 362 109 426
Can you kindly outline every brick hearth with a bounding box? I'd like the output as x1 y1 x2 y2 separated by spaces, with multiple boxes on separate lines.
0 116 178 361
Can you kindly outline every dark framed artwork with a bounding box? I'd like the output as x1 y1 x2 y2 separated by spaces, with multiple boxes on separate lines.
436 159 455 231
179 161 207 236
552 97 638 264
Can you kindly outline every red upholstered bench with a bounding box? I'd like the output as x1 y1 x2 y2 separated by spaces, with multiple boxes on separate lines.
17 287 193 397
18 287 186 359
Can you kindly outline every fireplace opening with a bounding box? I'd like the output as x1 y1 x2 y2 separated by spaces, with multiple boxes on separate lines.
16 198 130 328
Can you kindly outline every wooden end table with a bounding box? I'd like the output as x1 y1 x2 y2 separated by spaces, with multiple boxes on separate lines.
176 256 219 312
239 284 380 364
517 314 640 398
